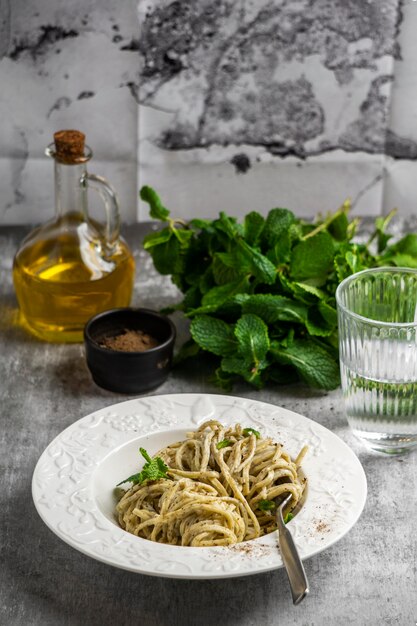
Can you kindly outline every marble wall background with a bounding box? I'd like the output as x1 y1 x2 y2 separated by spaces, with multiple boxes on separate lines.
2 0 417 223
0 0 139 224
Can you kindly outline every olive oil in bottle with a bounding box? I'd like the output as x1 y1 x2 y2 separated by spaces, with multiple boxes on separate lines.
13 130 135 342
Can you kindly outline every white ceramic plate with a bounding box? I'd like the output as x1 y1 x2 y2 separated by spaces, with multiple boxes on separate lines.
32 393 367 579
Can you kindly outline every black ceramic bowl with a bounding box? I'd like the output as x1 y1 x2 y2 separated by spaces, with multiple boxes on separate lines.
84 308 176 394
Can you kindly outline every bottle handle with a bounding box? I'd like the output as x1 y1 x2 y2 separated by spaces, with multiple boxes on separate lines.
80 172 121 249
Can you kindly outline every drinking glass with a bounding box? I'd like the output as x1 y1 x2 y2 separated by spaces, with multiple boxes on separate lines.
336 267 417 454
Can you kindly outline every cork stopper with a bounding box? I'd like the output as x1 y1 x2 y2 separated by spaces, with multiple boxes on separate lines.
53 130 86 164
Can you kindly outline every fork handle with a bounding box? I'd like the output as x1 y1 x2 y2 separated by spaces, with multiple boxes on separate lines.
278 523 310 605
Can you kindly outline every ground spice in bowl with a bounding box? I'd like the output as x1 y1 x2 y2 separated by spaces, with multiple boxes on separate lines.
84 307 176 392
99 329 159 352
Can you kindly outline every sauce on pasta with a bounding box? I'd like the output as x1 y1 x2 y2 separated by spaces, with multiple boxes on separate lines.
116 420 308 547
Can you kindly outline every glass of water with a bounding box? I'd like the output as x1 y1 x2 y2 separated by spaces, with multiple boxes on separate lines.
336 267 417 455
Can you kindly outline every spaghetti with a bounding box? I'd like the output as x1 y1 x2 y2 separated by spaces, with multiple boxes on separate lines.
116 420 308 547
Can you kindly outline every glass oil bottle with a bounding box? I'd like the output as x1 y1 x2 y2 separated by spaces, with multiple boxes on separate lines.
13 130 135 342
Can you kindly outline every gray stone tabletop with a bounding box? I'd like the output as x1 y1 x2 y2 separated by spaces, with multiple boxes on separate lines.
0 224 416 626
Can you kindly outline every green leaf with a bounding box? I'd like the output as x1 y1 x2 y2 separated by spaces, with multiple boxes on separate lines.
244 212 265 246
334 245 368 282
140 448 152 463
190 316 237 356
280 275 327 302
305 302 338 338
262 208 296 248
150 236 183 275
283 512 294 524
221 354 253 375
221 314 270 387
198 266 215 295
172 228 193 247
212 254 244 285
189 218 212 229
140 186 170 221
234 314 270 369
345 250 363 274
235 294 308 325
318 301 338 327
186 304 223 317
328 211 349 242
306 306 335 337
216 251 251 273
215 212 242 239
258 499 276 512
201 277 251 308
117 448 169 485
216 439 232 449
182 285 202 310
293 282 327 300
143 227 172 249
388 234 417 258
373 211 396 253
270 338 340 390
290 232 334 281
237 240 277 284
334 253 348 282
387 253 417 269
215 244 277 285
242 427 260 438
266 230 292 265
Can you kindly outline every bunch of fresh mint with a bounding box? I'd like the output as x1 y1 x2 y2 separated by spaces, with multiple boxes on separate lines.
140 186 417 391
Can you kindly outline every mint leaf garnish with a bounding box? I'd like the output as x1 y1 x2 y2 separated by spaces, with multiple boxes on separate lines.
117 448 169 486
258 500 294 521
216 439 232 449
258 499 276 512
242 428 260 438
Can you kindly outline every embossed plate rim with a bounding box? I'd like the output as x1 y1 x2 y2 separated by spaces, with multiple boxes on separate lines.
32 393 367 579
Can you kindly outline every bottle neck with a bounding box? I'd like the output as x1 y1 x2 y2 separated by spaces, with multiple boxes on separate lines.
54 160 87 218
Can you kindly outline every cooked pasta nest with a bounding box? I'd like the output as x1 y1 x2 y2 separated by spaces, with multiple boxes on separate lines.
116 420 308 547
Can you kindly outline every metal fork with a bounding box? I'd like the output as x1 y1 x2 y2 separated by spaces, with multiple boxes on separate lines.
276 494 310 605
